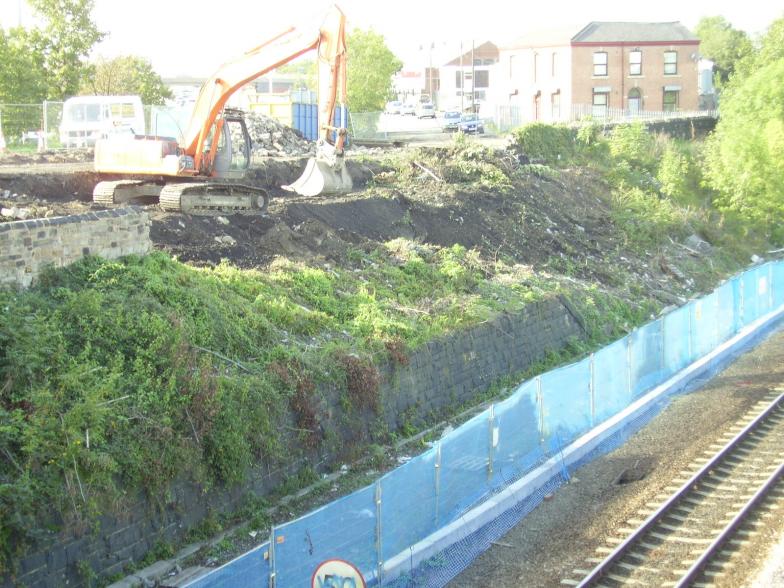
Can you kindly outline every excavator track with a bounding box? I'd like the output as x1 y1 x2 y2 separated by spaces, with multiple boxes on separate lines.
93 180 162 206
158 182 269 215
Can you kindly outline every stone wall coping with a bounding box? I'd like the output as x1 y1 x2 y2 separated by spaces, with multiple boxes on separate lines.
0 206 148 234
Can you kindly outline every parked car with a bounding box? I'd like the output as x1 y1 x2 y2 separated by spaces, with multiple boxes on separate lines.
458 113 485 134
416 103 436 119
400 103 416 116
385 101 402 115
442 111 461 132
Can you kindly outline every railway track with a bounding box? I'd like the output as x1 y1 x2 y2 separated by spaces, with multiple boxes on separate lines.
565 390 784 587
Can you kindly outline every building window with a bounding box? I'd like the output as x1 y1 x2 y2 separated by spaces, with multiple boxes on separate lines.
455 70 462 89
593 52 608 76
629 50 642 76
664 51 678 75
474 70 489 89
534 92 541 120
592 90 609 117
628 88 642 114
509 55 516 80
663 89 679 111
552 52 557 77
551 92 561 119
533 53 539 82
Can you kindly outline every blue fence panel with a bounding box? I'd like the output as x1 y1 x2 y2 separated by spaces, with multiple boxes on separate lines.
742 267 763 325
630 320 664 398
774 262 784 309
540 359 592 442
273 485 377 586
292 102 318 141
662 304 690 378
759 263 773 317
491 380 543 485
185 543 269 588
438 410 492 524
716 280 737 344
380 448 438 561
593 336 630 424
691 291 720 360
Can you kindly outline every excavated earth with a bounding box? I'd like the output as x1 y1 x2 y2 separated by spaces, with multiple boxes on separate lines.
0 146 708 309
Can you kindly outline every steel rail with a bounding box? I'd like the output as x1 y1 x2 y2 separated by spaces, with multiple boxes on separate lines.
576 390 784 588
674 457 784 587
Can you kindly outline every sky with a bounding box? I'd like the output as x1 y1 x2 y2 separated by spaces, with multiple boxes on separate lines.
1 0 782 78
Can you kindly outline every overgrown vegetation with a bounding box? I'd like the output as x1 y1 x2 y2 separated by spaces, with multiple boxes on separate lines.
1 90 778 578
0 242 548 569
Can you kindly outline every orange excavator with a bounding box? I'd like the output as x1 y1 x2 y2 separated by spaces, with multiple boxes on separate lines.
92 5 351 214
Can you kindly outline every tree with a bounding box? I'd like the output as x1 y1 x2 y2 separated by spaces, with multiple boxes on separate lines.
276 59 317 94
704 58 784 237
27 0 105 99
346 29 402 112
0 27 47 104
82 56 173 105
694 16 754 89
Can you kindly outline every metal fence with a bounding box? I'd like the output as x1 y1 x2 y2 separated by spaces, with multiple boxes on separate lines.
0 102 187 151
185 260 784 588
0 102 720 151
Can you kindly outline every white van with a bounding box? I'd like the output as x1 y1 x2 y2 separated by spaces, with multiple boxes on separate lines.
59 95 145 148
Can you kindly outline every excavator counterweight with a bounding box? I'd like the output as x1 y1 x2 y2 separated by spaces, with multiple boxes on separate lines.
92 5 351 213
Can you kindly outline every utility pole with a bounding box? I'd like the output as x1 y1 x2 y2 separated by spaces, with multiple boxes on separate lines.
459 40 464 113
471 39 476 113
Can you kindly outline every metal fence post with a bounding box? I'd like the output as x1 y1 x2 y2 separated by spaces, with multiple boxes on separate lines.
487 404 496 482
42 100 48 150
536 376 544 444
687 304 694 362
589 353 595 427
375 480 383 584
268 528 276 588
626 334 633 397
434 441 441 527
769 263 774 311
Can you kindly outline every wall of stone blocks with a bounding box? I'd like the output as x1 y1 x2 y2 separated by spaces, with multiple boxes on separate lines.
3 295 584 587
0 207 151 289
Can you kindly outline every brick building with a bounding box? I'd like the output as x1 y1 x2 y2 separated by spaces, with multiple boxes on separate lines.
499 22 701 121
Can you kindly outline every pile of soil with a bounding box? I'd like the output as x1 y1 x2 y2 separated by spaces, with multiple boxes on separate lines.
0 144 726 308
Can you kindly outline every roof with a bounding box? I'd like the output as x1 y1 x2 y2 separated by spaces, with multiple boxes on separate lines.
443 41 499 66
572 22 698 44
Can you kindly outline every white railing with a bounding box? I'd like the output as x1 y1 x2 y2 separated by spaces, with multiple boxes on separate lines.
569 103 718 123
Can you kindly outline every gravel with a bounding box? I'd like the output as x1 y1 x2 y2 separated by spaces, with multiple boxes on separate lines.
449 326 784 587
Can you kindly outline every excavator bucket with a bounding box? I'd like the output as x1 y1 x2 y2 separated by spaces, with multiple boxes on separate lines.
283 156 353 197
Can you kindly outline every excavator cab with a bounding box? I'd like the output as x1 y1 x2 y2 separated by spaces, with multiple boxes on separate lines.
212 109 252 178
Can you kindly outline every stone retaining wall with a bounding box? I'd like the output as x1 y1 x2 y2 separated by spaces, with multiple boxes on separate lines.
0 207 151 289
3 295 584 587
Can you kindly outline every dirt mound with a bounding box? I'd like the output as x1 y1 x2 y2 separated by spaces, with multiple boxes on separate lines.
0 140 716 306
0 148 94 165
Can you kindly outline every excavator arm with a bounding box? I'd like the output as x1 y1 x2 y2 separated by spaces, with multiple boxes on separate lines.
183 5 348 176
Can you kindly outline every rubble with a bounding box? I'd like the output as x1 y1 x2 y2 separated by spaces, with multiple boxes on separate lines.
240 112 315 157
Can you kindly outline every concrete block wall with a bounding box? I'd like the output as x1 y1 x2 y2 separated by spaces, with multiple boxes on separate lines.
4 296 584 588
0 207 151 289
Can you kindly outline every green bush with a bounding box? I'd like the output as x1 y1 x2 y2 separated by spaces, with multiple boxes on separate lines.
510 122 576 165
657 145 691 200
608 122 655 169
